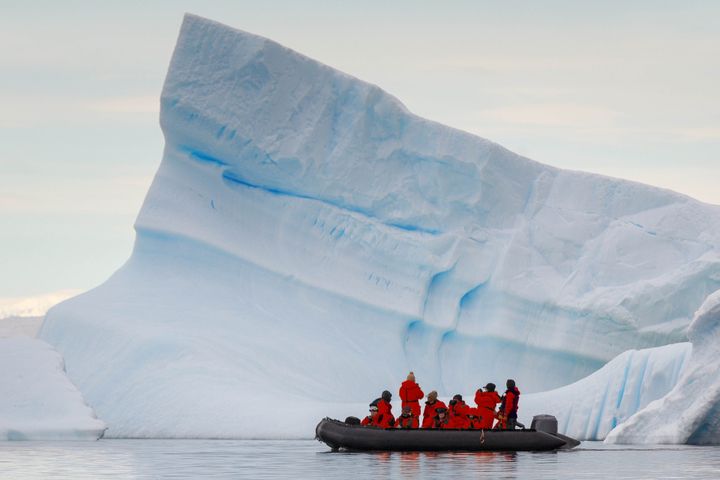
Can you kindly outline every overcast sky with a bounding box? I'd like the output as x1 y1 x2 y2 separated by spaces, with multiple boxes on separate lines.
1 0 718 298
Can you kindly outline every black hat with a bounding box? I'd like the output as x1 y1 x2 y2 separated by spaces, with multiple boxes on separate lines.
382 390 392 402
484 383 496 392
453 394 463 401
506 379 516 389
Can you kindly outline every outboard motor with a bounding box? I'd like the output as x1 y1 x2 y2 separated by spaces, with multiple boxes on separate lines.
531 414 558 434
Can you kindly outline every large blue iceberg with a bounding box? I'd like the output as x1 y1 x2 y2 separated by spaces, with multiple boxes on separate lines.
40 14 720 440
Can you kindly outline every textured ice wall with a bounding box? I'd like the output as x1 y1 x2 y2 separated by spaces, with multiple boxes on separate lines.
606 290 720 444
0 337 105 440
521 342 691 440
40 14 720 438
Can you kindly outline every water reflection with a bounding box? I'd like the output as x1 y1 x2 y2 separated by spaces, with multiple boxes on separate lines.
0 440 718 480
398 452 419 479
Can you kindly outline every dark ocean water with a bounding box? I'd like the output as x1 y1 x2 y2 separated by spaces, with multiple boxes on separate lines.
1 439 718 479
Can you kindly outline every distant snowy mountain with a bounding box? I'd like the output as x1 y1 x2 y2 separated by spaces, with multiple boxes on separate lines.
40 14 720 440
0 290 80 320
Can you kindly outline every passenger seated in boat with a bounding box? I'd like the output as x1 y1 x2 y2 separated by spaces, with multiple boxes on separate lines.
396 406 419 429
448 394 470 429
421 391 446 428
466 408 482 429
475 382 501 429
399 372 424 418
361 405 381 427
430 407 451 429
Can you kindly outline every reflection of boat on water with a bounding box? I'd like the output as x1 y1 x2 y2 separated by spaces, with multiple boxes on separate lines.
315 415 580 452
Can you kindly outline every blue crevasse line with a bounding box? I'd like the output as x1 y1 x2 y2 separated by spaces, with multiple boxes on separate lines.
186 149 228 167
616 351 633 409
220 169 441 236
591 386 609 440
633 354 651 413
178 144 441 235
459 282 487 310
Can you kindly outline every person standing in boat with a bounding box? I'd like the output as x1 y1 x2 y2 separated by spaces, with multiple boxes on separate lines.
396 406 419 429
497 379 521 429
399 371 424 418
475 382 501 429
421 390 446 428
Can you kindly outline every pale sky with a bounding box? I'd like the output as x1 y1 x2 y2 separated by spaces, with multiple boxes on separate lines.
1 0 718 298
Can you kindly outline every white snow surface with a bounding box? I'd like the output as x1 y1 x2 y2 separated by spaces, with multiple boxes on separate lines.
0 337 106 440
40 14 720 439
606 289 720 444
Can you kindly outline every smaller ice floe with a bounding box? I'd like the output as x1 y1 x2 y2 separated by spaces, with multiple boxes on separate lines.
0 337 105 440
606 289 720 444
520 341 691 441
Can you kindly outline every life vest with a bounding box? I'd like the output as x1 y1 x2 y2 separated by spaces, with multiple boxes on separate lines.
500 387 520 418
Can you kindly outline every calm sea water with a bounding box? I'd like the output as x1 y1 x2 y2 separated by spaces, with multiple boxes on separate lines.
1 440 718 479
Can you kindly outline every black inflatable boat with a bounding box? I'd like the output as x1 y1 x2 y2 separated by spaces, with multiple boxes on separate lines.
315 415 580 452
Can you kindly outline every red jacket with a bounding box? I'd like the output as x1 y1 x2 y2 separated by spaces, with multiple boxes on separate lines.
396 415 419 429
421 400 447 428
475 391 501 429
501 388 520 417
399 380 424 417
431 416 452 429
361 415 380 427
448 401 470 429
466 407 482 429
376 399 395 428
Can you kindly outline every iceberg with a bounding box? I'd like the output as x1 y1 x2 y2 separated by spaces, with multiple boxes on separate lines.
0 337 105 440
606 290 720 444
39 14 720 439
521 342 691 440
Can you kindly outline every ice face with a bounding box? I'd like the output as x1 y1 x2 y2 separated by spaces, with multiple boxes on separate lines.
521 342 691 440
39 14 720 438
0 337 105 440
605 289 720 444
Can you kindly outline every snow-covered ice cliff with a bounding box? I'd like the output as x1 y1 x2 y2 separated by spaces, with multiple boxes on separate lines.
605 290 720 444
0 337 105 440
40 14 720 439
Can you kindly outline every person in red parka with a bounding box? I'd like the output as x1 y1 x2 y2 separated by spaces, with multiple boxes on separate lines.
430 407 451 429
475 382 502 429
421 390 446 428
374 390 396 428
399 371 424 418
396 406 419 429
497 379 521 430
466 407 482 429
361 405 381 426
448 394 470 429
